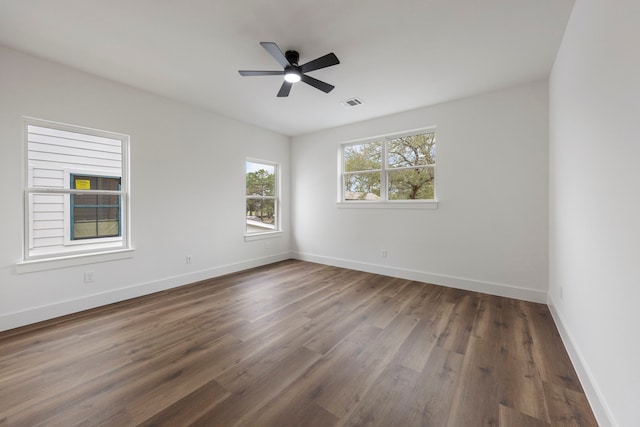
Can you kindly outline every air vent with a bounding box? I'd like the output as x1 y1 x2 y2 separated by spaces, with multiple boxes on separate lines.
340 98 364 109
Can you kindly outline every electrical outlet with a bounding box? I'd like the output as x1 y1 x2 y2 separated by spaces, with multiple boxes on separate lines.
381 249 387 258
186 255 193 264
560 286 563 299
84 271 95 283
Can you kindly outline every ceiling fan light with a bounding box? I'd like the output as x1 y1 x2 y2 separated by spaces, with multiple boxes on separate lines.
284 69 301 83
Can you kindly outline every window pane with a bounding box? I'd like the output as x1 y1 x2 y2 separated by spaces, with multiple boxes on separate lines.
246 162 276 196
387 133 436 168
97 194 120 207
96 206 119 221
388 167 435 200
74 219 120 239
73 207 97 222
72 175 121 191
97 220 119 236
74 221 98 239
344 141 382 172
73 193 96 206
72 195 121 239
246 198 276 234
344 172 381 200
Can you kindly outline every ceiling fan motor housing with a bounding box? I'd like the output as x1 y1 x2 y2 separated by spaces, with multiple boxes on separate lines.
285 50 300 66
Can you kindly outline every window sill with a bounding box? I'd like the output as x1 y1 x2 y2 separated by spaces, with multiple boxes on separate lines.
336 200 439 210
244 231 284 242
16 248 135 274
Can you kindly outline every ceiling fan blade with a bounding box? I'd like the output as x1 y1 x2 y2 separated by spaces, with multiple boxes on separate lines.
239 70 284 76
300 53 340 73
277 81 293 97
301 74 335 93
260 42 291 68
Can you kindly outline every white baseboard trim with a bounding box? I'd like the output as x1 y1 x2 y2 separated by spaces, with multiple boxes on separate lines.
1 252 292 332
292 252 547 303
547 295 616 427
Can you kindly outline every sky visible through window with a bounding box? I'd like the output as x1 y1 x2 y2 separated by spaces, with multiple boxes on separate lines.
246 161 274 174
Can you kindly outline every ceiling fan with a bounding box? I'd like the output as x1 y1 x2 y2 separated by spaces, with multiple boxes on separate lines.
239 42 340 97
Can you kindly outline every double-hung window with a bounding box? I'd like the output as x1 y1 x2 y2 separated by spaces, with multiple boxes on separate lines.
245 159 280 235
341 129 436 203
24 118 130 261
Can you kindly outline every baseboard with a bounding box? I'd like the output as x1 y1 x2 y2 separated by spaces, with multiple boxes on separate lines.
1 252 292 332
292 252 547 303
547 295 616 427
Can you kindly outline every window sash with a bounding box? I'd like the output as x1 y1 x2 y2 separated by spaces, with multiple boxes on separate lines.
71 198 122 240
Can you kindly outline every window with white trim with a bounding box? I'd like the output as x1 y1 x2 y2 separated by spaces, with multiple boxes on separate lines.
24 118 130 261
341 129 436 202
245 159 280 235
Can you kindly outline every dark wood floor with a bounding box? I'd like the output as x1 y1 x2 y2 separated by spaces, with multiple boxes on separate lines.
0 260 598 426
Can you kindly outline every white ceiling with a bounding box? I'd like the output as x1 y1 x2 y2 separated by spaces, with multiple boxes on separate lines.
0 0 575 136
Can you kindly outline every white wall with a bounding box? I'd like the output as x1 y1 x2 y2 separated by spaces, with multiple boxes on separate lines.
0 45 291 331
549 1 640 426
291 81 549 302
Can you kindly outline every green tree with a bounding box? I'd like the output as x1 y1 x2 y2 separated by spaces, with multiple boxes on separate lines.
344 141 382 199
246 169 275 197
387 133 435 200
246 168 275 220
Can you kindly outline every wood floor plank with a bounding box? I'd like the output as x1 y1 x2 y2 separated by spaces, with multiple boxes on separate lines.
0 260 598 426
472 294 507 343
6 332 241 426
437 293 479 355
367 281 422 329
137 380 231 427
400 282 444 319
241 396 339 427
543 381 599 427
216 308 342 393
312 314 420 419
446 336 502 426
190 347 322 427
346 345 463 427
303 293 390 354
246 322 385 425
500 299 537 363
411 345 464 425
477 296 550 423
527 304 584 393
343 363 422 426
303 272 396 319
393 295 454 372
499 404 551 427
498 351 550 424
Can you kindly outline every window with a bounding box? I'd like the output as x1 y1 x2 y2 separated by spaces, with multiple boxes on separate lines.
341 129 436 203
24 118 130 261
245 159 280 235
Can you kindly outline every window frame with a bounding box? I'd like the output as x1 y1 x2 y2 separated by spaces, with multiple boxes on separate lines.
244 158 282 240
21 117 132 265
338 128 438 208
